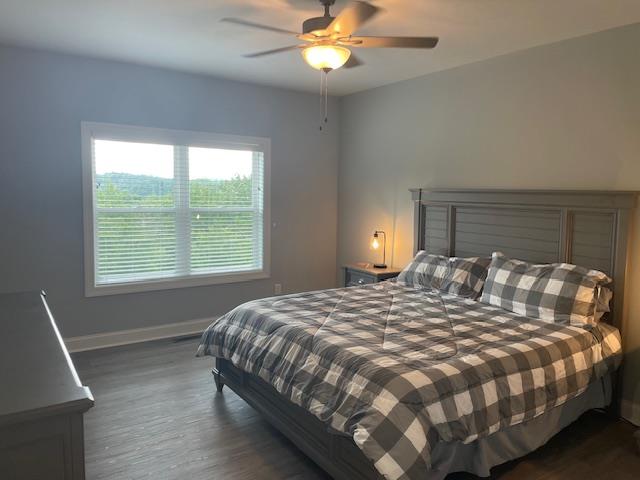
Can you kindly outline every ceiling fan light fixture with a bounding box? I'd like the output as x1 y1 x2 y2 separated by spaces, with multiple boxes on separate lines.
301 44 351 70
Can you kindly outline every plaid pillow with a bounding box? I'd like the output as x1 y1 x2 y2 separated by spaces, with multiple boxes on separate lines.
594 287 613 322
397 251 490 299
480 252 612 325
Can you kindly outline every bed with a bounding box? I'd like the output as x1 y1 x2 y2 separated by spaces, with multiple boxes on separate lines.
197 189 635 480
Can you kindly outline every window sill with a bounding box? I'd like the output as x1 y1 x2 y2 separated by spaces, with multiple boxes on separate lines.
85 270 270 297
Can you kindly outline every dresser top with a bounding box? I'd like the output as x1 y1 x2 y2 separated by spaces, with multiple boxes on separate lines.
0 291 94 427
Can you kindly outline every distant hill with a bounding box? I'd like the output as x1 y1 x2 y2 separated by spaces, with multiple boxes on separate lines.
96 172 252 206
97 173 172 197
97 172 250 193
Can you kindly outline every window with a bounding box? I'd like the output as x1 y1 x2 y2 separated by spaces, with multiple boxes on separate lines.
82 122 270 296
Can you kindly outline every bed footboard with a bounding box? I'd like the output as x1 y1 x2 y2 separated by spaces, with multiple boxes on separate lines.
212 358 382 480
212 361 224 393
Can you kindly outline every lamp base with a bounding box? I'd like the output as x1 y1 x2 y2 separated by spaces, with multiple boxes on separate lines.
373 263 387 269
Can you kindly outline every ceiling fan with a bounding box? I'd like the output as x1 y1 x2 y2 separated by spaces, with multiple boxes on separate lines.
222 0 439 72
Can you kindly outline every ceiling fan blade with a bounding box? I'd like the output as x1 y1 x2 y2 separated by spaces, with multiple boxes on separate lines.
297 33 319 42
221 18 298 35
243 45 301 58
328 1 380 36
349 36 439 49
343 54 364 69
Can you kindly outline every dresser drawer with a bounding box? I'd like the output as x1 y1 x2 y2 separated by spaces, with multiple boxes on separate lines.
345 270 376 287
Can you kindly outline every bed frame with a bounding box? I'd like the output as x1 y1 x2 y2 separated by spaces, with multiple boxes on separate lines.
213 189 636 480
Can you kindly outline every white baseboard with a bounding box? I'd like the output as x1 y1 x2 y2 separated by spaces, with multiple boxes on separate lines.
64 317 216 353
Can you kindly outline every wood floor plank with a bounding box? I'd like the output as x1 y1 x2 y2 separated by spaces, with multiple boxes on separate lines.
72 338 640 480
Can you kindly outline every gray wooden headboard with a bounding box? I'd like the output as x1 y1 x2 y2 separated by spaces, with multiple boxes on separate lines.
411 189 636 330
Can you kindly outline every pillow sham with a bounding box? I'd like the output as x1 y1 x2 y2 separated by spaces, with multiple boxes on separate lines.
594 286 613 322
480 252 611 325
397 251 490 299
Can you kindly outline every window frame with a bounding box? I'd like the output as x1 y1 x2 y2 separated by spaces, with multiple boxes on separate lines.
81 122 271 297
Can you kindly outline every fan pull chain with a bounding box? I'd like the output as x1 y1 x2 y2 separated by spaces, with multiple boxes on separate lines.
324 70 329 125
319 69 324 130
319 68 330 131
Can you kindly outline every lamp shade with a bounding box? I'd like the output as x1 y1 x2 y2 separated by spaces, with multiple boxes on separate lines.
301 45 351 70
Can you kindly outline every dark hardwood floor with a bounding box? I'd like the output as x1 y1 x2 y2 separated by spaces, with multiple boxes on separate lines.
73 338 640 480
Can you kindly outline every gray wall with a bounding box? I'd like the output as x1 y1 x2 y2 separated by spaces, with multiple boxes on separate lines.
0 45 339 338
339 23 640 425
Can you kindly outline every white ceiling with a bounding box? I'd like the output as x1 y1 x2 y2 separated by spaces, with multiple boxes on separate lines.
1 0 639 95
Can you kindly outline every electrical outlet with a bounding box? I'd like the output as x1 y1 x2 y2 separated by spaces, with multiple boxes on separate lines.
274 283 282 295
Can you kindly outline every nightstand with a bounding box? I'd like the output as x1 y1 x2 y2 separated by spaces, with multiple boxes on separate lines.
343 263 402 287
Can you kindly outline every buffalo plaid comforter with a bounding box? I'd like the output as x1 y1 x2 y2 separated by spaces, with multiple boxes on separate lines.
197 281 621 480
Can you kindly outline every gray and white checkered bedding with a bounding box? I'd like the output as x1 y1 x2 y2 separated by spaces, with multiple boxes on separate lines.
197 281 621 480
481 252 612 325
397 251 490 299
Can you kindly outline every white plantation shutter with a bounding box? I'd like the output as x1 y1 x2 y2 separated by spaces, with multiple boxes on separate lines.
83 123 269 295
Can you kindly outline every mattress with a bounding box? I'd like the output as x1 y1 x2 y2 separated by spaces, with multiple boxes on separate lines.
197 281 621 480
